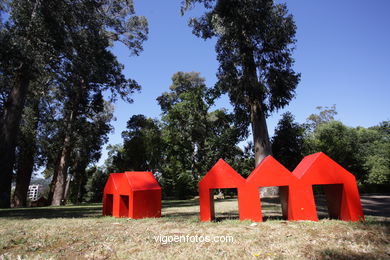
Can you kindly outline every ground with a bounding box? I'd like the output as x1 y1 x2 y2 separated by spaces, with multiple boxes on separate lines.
0 195 389 260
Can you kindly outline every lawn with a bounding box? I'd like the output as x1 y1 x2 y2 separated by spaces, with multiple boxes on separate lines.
0 198 389 260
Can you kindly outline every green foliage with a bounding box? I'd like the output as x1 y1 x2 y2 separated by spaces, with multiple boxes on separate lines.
157 72 212 198
107 72 246 199
306 105 337 131
305 121 364 180
303 107 390 185
83 167 109 203
272 112 305 171
360 122 390 185
118 115 163 172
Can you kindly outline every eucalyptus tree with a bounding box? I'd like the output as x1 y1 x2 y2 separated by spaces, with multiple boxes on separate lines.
12 91 40 207
0 0 71 207
182 0 300 166
68 98 114 204
0 0 147 207
49 0 148 206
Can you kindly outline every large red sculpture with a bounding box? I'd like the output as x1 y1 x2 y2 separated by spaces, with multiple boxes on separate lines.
103 171 161 219
199 152 364 222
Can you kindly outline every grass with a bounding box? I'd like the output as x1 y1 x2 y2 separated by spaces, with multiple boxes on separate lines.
0 198 389 260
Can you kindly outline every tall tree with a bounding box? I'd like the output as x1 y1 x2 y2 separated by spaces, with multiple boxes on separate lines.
156 71 244 198
0 0 69 207
157 72 212 197
0 0 147 207
182 0 300 166
12 93 40 207
47 0 147 206
119 115 163 172
68 98 114 204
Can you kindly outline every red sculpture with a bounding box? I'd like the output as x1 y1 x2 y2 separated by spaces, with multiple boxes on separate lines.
242 156 299 222
291 152 364 221
198 159 246 221
199 152 364 222
103 171 161 219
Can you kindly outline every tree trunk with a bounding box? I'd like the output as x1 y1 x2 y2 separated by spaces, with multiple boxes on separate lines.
0 67 30 208
250 101 277 197
69 155 87 204
12 99 40 207
250 101 272 166
242 45 275 196
51 110 74 206
75 170 86 204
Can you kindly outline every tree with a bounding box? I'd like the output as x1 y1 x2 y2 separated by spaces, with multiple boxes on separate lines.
118 115 163 172
182 0 300 166
306 105 337 131
47 0 147 206
0 0 147 207
157 72 212 198
0 0 72 207
83 166 109 203
272 112 305 171
156 72 244 198
67 98 114 204
305 121 364 181
12 92 40 207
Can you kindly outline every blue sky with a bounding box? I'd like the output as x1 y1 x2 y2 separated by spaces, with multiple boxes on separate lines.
100 0 390 165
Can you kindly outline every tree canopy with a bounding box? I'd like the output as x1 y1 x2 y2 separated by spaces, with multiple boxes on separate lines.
182 0 300 166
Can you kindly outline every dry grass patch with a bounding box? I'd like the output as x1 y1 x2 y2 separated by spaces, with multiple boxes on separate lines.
0 199 389 260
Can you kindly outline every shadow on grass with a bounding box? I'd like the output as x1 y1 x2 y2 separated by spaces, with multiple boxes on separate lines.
0 205 102 219
162 199 199 208
318 248 386 260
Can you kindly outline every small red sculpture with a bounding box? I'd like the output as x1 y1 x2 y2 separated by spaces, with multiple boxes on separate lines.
198 159 246 221
199 152 364 222
243 156 298 222
103 171 161 219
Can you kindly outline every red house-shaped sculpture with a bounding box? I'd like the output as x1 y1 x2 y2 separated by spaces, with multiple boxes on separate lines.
291 152 364 221
243 156 299 222
199 159 246 221
103 172 161 219
199 153 364 222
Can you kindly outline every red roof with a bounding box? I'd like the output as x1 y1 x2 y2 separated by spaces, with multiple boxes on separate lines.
246 156 297 186
293 152 356 183
199 159 245 188
123 172 161 191
104 173 123 193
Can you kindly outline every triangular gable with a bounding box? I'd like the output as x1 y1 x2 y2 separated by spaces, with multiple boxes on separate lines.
246 156 297 186
292 153 322 179
199 159 245 188
293 152 356 183
123 172 161 191
104 173 123 194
